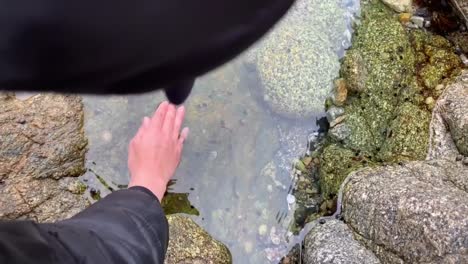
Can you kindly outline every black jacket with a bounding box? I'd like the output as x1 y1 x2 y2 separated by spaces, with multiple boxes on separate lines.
0 187 168 264
0 0 294 103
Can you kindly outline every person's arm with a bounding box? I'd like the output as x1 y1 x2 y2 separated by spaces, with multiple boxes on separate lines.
0 0 294 102
0 102 188 264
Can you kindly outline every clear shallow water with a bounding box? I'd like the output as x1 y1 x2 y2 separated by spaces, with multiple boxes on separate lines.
82 1 359 262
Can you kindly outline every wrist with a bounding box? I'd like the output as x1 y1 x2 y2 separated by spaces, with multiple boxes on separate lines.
128 174 168 202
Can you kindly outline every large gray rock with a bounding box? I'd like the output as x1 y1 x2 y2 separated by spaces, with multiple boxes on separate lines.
304 220 380 264
0 94 88 222
429 70 468 159
251 0 356 118
343 160 468 263
165 215 231 264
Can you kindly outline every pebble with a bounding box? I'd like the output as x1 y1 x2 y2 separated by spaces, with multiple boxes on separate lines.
270 227 281 245
425 96 435 106
302 156 312 166
101 131 113 142
267 185 273 192
435 84 445 91
286 194 296 204
411 16 425 28
463 157 468 166
461 54 468 66
333 78 348 106
208 151 218 161
244 241 254 253
258 224 268 236
399 13 412 23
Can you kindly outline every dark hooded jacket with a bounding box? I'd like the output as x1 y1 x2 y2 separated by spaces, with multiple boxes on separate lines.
0 187 168 264
0 0 294 104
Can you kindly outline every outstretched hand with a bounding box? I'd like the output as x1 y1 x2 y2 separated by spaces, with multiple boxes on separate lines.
128 101 189 201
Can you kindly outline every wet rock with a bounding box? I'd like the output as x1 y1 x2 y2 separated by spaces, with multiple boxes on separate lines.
166 215 231 264
253 0 354 118
0 94 88 222
343 160 468 263
304 220 380 264
449 0 468 28
318 0 462 200
431 70 468 157
326 106 345 123
332 79 348 106
381 0 412 13
328 123 352 142
279 244 301 264
410 16 425 28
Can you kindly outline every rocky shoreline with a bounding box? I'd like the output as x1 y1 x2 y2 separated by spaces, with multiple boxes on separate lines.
0 0 467 263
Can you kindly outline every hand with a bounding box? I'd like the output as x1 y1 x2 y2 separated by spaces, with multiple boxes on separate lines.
128 101 189 201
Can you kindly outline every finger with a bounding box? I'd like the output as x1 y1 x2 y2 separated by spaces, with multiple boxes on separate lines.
142 117 150 129
177 127 189 155
173 106 185 139
178 127 189 145
162 104 176 134
152 101 169 129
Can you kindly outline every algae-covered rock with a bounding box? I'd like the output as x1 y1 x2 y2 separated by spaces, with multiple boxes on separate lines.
378 102 431 162
319 144 372 199
318 0 462 198
253 0 354 118
166 215 231 264
0 94 88 222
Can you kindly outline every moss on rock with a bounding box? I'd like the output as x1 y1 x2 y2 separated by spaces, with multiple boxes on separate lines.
166 215 232 264
318 0 462 199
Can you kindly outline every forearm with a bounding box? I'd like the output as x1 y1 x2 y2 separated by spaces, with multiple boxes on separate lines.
0 187 168 264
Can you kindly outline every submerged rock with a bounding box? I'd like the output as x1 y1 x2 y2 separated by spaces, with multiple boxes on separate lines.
343 160 468 263
304 220 380 264
252 0 355 118
166 215 232 264
0 94 88 222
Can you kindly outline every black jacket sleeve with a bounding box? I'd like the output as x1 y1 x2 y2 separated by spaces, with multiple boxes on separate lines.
0 0 294 102
0 187 168 264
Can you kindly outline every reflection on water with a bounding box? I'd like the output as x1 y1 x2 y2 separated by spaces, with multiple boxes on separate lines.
82 0 359 262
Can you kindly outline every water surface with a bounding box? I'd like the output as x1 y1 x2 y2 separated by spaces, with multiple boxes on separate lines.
82 1 359 262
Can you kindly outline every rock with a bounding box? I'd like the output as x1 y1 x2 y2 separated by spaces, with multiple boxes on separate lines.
343 160 468 263
318 0 462 200
328 123 352 142
304 220 380 264
326 106 345 123
253 0 353 118
333 79 348 106
381 0 412 13
429 70 468 159
410 16 425 28
399 13 412 23
0 94 88 222
449 0 468 28
166 215 231 264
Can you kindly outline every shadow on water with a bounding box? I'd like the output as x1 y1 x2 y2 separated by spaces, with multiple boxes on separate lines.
81 0 360 262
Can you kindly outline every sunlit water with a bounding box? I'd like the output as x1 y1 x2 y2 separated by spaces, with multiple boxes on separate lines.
82 0 359 262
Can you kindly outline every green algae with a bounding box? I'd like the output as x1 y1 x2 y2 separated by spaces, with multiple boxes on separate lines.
317 0 462 199
161 193 200 216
